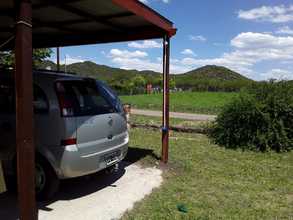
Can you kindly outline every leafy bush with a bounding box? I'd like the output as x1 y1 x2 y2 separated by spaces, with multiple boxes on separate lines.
210 81 293 152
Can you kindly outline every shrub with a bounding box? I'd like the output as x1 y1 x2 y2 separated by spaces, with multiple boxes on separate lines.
210 80 293 152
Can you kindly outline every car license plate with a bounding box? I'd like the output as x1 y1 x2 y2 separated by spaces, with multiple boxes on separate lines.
104 150 120 166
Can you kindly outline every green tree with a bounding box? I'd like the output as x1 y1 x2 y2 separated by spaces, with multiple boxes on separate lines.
170 77 176 90
0 48 52 68
210 81 293 152
131 75 146 94
132 75 146 87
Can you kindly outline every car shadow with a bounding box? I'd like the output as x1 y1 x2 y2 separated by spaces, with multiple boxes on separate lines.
0 146 159 220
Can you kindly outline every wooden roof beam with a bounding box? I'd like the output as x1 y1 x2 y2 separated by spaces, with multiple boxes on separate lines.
57 4 126 32
32 0 83 10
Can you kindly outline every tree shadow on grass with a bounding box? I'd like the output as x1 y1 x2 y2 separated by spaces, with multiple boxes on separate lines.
125 146 160 164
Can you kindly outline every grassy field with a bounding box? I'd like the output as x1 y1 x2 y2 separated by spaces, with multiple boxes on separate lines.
123 128 293 219
120 92 238 115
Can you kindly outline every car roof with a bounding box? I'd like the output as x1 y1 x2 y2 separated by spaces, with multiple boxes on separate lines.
0 69 91 81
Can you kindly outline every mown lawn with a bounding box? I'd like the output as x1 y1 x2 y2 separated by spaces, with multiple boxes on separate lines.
123 128 293 220
120 92 238 115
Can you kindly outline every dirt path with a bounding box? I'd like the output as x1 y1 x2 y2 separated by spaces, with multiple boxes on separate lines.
131 109 217 121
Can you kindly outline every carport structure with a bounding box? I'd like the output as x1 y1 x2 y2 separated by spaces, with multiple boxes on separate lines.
0 0 176 219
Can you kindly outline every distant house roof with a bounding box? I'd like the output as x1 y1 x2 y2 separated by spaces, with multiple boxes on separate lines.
0 0 177 50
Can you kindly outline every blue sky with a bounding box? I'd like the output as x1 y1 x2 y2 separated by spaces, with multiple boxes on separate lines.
50 0 293 80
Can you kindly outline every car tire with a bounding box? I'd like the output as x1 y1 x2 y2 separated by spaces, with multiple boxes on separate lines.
35 157 59 201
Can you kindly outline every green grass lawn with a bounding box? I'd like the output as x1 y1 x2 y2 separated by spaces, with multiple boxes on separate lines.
120 92 238 115
0 161 6 193
123 128 293 220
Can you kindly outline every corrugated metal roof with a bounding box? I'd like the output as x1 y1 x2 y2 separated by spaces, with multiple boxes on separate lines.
0 0 176 49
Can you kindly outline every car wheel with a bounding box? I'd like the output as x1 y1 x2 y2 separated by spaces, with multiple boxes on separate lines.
35 158 59 201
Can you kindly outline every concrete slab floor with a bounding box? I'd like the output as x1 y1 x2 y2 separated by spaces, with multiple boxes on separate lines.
0 161 163 220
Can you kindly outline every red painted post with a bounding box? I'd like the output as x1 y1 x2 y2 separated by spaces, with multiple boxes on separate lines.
14 0 37 219
162 35 170 163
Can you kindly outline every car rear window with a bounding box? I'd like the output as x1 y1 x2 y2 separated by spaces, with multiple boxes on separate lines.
55 80 116 117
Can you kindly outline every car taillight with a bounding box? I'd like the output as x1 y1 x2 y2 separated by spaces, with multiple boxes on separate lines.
59 96 74 117
61 138 77 146
56 82 74 117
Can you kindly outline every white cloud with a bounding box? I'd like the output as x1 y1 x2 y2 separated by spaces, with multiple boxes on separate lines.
138 0 148 4
181 49 196 56
109 32 293 79
60 55 84 65
109 49 190 74
177 32 293 78
128 40 162 49
109 49 148 59
111 57 190 73
231 32 293 50
261 69 293 80
276 26 293 35
213 42 226 46
139 0 169 4
238 5 293 23
189 35 207 42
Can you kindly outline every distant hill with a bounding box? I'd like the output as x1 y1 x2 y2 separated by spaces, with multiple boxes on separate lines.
38 60 160 83
38 61 253 93
174 65 253 91
181 65 250 81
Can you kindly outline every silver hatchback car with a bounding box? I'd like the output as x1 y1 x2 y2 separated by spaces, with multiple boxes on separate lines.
0 70 128 200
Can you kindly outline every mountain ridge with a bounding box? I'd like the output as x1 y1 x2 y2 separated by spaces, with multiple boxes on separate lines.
38 60 253 93
39 60 251 81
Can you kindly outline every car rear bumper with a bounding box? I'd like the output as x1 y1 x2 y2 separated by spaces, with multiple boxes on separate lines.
58 136 129 179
